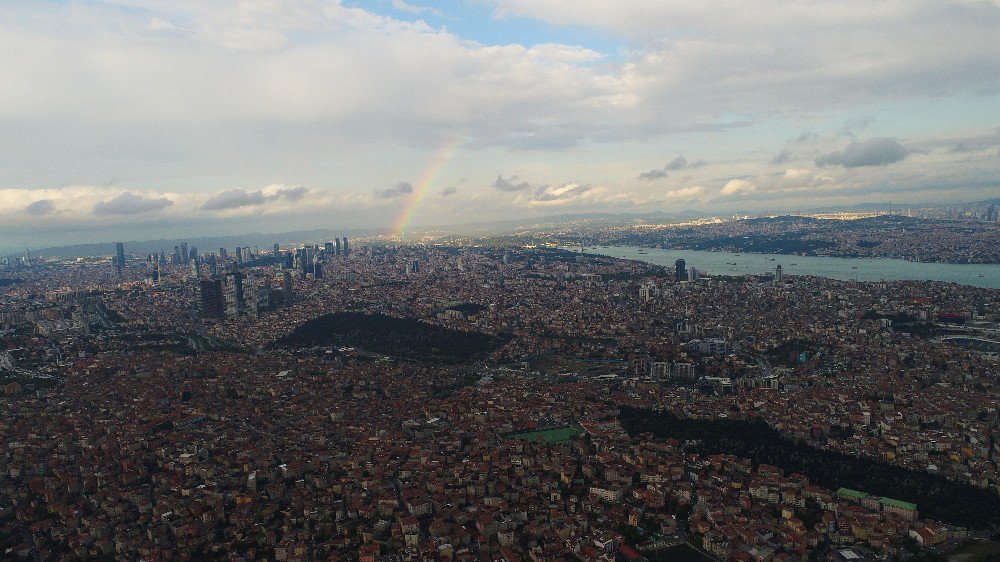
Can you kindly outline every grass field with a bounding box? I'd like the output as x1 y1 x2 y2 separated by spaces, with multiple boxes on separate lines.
504 425 584 443
950 541 1000 562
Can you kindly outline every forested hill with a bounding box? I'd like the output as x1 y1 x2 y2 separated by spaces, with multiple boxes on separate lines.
271 312 506 364
619 406 1000 531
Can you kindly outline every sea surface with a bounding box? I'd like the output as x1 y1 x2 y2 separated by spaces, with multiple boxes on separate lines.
574 246 1000 289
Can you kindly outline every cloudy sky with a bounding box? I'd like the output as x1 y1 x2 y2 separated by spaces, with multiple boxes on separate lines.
2 0 999 251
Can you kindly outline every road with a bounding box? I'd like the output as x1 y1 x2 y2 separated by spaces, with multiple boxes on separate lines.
0 350 58 380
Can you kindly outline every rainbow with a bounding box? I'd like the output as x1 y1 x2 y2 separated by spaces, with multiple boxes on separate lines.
392 136 463 236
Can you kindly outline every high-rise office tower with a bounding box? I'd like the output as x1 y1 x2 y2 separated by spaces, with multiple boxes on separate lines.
274 243 281 256
335 238 341 256
224 271 244 319
687 267 699 282
199 279 225 319
775 264 783 283
245 274 259 317
343 237 350 257
219 247 228 261
282 271 294 304
256 277 271 310
190 247 198 261
298 249 309 277
114 242 125 275
675 259 687 282
180 243 189 264
325 242 334 254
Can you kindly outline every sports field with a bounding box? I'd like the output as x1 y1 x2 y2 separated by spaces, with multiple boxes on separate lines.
504 425 584 443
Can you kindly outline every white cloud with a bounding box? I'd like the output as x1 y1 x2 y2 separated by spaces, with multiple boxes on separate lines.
202 185 310 211
720 179 756 196
663 185 705 200
391 0 444 17
0 0 997 247
147 17 180 32
93 191 173 215
373 181 414 199
816 138 909 168
783 168 813 180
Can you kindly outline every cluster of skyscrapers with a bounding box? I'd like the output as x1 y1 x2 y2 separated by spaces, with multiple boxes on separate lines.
111 237 351 321
675 258 698 282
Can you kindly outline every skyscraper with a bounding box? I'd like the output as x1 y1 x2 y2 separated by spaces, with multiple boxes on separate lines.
114 242 125 275
180 243 189 264
335 238 341 256
199 279 225 319
775 264 783 283
282 271 294 304
245 274 260 317
675 259 686 282
224 271 244 319
342 237 350 258
298 248 309 277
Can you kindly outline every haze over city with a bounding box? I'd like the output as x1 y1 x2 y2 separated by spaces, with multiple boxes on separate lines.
2 0 1000 252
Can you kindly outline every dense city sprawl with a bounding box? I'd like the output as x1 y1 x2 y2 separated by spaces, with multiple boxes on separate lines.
542 215 1000 265
1 241 999 562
